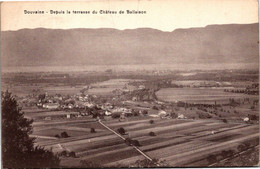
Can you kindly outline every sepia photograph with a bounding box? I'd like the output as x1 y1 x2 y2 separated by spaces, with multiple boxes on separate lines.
1 0 259 168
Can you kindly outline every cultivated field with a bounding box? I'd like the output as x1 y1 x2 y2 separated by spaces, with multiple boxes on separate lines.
33 117 259 167
87 79 142 96
156 88 258 104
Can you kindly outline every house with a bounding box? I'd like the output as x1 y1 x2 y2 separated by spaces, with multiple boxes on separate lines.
178 114 185 119
243 117 249 122
68 104 74 109
37 102 43 107
75 103 85 109
105 111 112 116
149 114 159 118
44 117 51 120
132 97 137 101
66 114 71 119
43 103 60 109
138 85 145 90
158 110 167 117
84 102 94 108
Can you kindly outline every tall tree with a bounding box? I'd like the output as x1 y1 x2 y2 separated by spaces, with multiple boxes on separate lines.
2 91 60 168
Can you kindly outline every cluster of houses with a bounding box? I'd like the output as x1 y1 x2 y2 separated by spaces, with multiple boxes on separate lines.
36 93 97 110
19 85 190 121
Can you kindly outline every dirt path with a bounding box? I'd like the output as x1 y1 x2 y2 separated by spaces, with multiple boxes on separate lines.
98 119 153 162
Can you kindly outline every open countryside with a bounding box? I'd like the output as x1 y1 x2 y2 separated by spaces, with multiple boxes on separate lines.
156 88 258 104
2 68 259 167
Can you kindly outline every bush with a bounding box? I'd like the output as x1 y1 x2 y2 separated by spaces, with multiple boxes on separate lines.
226 150 235 157
221 150 229 158
92 113 98 118
54 134 60 138
149 132 156 136
237 144 247 152
142 110 148 115
244 142 251 148
170 112 178 118
112 113 120 119
207 154 217 163
60 132 69 138
149 120 154 124
59 151 67 157
80 160 101 167
222 119 228 123
125 138 132 146
68 151 76 158
131 140 141 147
133 158 168 167
117 127 126 135
124 138 141 147
90 128 96 133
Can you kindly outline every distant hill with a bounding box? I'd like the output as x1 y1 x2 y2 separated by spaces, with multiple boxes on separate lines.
1 23 259 67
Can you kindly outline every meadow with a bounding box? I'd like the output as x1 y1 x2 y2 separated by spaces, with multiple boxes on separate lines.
156 88 258 104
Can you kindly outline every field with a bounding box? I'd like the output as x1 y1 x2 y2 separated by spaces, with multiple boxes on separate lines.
24 110 80 121
156 88 258 104
87 79 142 96
33 117 259 167
171 80 232 86
2 70 259 167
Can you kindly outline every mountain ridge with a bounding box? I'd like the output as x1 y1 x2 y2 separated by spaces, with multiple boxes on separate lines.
1 23 259 67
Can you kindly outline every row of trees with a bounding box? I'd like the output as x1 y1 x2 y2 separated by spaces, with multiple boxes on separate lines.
207 141 256 165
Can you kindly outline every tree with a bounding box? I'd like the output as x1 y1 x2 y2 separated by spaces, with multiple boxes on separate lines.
112 113 120 119
131 140 141 147
125 138 132 146
237 144 247 152
80 160 101 167
149 132 156 136
117 127 126 135
61 131 69 138
221 150 229 158
54 134 60 138
170 111 178 118
59 150 67 157
2 91 60 168
133 158 168 167
38 93 46 102
90 128 96 133
149 119 154 124
69 151 76 158
207 154 217 164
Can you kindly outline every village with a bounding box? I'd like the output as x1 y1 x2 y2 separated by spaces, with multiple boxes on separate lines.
2 69 259 167
19 84 178 121
15 75 259 124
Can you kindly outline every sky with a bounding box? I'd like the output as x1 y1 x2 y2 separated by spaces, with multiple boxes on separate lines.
1 0 259 32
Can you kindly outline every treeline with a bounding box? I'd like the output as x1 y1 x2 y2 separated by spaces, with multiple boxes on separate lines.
224 89 258 95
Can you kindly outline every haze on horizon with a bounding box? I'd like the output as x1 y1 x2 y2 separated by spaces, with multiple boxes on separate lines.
1 0 258 32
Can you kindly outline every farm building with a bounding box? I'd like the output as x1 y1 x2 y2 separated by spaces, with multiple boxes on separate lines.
68 104 74 109
43 103 60 109
138 85 145 90
66 114 71 119
178 114 185 119
158 110 167 117
105 111 112 116
84 102 94 108
243 117 249 122
149 114 159 118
